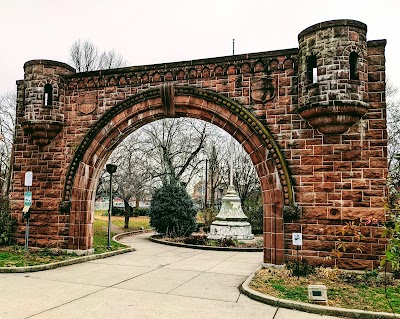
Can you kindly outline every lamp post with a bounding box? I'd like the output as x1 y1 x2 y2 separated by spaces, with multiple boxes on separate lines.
106 163 117 249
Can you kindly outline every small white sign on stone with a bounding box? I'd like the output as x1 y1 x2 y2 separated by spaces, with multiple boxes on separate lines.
24 171 33 187
308 285 328 305
292 233 303 246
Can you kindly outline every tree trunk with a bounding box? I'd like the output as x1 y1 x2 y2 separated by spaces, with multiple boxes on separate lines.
123 198 130 229
210 173 215 209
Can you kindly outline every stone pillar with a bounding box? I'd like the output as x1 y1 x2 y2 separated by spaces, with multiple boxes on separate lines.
10 60 75 249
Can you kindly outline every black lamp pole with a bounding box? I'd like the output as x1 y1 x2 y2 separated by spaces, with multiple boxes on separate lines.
106 163 117 249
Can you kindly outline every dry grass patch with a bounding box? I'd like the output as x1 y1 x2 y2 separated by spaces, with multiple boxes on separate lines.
250 266 400 314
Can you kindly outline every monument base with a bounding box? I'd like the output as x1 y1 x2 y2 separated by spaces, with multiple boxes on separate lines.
208 220 254 240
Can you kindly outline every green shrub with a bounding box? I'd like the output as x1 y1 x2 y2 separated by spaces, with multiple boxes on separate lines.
243 196 263 234
286 259 315 277
195 222 205 232
134 207 149 217
0 196 17 246
111 207 126 216
338 270 395 287
198 208 217 232
149 183 196 238
381 177 400 277
183 235 208 245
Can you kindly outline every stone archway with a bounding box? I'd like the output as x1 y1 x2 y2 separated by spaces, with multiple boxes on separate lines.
63 85 294 264
11 20 388 270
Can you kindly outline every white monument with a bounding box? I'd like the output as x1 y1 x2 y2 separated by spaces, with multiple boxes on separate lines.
208 140 254 240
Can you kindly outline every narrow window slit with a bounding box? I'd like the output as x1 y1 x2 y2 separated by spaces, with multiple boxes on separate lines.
350 52 359 80
307 55 317 84
44 84 53 106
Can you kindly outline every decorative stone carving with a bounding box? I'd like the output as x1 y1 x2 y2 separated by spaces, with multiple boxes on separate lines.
22 120 64 147
78 91 98 115
160 83 175 116
298 101 368 135
251 76 276 104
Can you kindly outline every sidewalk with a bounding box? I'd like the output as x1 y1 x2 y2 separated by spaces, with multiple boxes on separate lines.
0 233 340 319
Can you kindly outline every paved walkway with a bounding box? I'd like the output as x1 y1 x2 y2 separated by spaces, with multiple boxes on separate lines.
0 233 340 319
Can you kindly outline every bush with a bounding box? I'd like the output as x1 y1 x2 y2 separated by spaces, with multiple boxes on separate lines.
243 196 263 235
286 259 315 277
133 207 149 217
381 177 400 276
212 237 237 247
111 207 126 216
183 235 208 245
198 208 217 232
338 269 395 287
0 196 17 246
283 205 301 220
149 183 196 238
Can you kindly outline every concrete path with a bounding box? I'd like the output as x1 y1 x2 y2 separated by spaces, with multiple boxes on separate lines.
0 233 340 319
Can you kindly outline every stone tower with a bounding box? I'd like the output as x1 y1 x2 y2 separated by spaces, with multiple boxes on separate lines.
20 60 75 146
297 20 369 134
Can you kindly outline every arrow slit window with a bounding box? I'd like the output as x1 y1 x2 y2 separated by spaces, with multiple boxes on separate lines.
350 52 359 80
307 55 317 84
44 84 53 106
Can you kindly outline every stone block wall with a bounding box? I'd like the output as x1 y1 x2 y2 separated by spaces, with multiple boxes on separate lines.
9 19 388 269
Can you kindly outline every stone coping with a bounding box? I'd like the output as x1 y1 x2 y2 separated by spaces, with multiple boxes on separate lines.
63 47 299 79
0 230 152 273
240 266 398 319
149 235 263 252
298 19 367 40
24 59 76 72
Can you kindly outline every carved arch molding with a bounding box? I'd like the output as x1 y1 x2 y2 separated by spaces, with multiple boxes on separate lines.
59 84 294 212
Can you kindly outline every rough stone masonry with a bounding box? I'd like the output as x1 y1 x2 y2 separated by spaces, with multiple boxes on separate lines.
10 19 387 270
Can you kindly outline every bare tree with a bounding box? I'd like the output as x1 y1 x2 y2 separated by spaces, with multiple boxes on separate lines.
98 50 127 70
0 91 16 195
230 142 260 204
69 40 127 72
387 80 400 166
111 136 152 228
97 119 208 227
96 117 261 222
204 138 229 208
70 40 99 72
387 80 400 187
134 118 208 187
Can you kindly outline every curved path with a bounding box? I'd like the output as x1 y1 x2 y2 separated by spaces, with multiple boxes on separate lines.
0 233 340 319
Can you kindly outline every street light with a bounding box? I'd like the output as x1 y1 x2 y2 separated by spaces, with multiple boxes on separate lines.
106 163 117 249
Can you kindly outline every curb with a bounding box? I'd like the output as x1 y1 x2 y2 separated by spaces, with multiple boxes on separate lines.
240 267 398 319
0 248 135 273
113 228 153 241
0 229 152 273
149 235 263 252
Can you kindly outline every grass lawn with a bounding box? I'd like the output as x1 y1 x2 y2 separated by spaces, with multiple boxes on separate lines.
250 267 400 314
93 210 151 253
0 210 151 267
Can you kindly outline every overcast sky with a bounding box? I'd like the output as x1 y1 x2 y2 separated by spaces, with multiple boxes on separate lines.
1 0 399 94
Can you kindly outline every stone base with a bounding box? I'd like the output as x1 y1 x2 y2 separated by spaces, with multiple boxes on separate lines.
208 221 254 240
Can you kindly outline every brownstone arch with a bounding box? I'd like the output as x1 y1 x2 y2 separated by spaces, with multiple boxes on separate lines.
63 85 293 264
10 19 389 269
